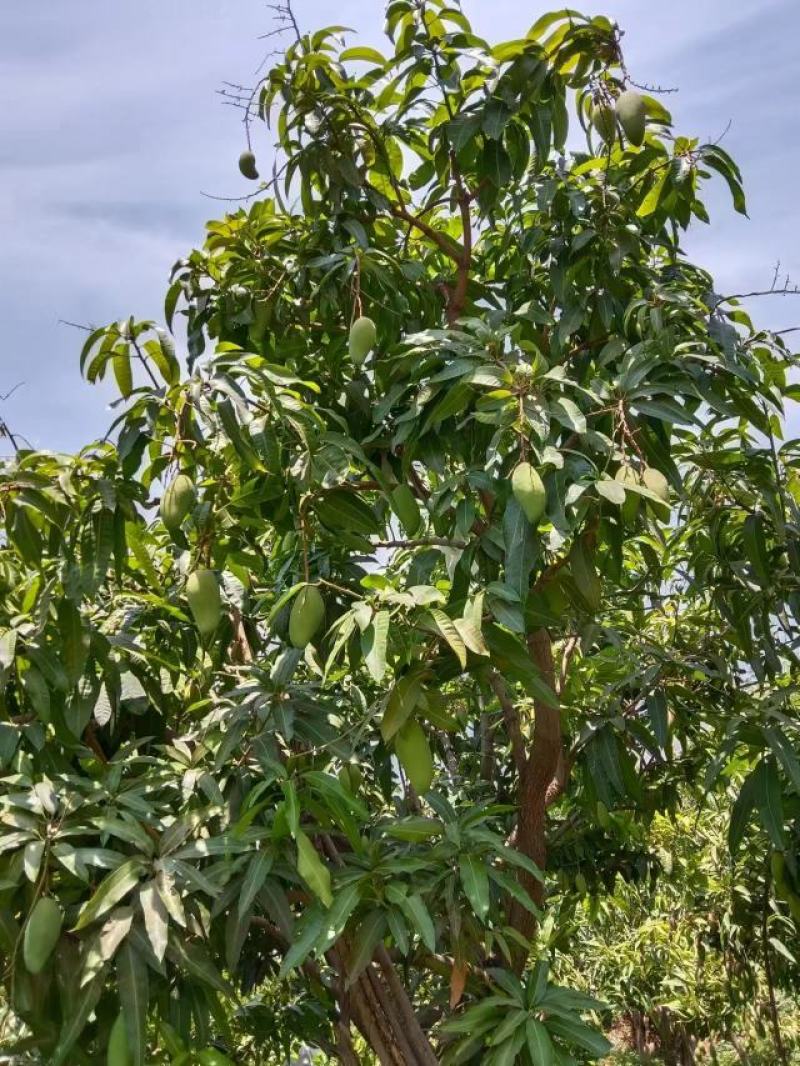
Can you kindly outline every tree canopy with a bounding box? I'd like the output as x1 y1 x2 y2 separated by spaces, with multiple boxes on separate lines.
1 2 799 1064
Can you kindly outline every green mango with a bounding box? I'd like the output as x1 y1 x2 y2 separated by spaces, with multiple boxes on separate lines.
238 150 259 180
349 316 377 365
390 484 422 536
591 103 617 145
615 463 642 525
395 721 434 794
107 1012 130 1066
385 817 443 842
511 462 546 525
288 584 325 648
616 90 647 146
296 830 333 907
381 673 423 742
160 473 196 531
642 466 669 502
23 896 63 975
186 569 222 636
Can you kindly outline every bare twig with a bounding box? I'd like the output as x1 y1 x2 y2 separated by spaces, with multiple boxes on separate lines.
129 331 161 390
715 285 800 308
264 2 302 44
626 78 679 95
0 383 24 403
373 537 468 550
58 319 94 333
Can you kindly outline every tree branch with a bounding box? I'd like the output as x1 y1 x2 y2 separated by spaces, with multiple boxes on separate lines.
389 200 466 266
506 629 562 971
488 670 527 776
373 537 468 550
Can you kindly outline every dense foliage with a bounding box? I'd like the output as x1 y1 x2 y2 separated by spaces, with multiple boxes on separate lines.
1 2 799 1063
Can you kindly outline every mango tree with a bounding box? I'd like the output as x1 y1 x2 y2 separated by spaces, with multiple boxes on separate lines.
1 2 799 1063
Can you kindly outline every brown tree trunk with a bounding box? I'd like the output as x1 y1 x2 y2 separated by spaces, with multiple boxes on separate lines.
506 629 562 969
329 944 439 1065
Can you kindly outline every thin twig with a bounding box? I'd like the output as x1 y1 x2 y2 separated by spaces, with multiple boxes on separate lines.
373 537 468 550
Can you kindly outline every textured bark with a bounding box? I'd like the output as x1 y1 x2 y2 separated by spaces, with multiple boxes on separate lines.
507 628 563 970
328 943 439 1066
310 831 438 1065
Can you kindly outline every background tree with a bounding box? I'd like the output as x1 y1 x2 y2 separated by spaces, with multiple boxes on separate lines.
1 2 799 1064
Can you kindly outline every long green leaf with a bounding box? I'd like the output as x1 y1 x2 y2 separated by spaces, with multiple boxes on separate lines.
117 940 149 1066
459 854 491 921
73 859 147 931
51 970 106 1065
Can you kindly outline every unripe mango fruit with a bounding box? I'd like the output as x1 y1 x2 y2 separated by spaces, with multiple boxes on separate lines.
616 90 647 146
591 103 617 145
186 569 222 636
381 673 423 742
614 463 642 525
160 473 196 531
289 584 325 648
390 484 422 536
349 316 377 365
238 151 259 180
23 897 63 974
395 720 434 794
107 1013 130 1066
512 462 546 525
642 466 669 503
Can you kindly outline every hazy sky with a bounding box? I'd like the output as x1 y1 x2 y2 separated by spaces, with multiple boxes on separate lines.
2 1 799 453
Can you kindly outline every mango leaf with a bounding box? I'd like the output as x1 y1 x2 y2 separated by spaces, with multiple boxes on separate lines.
526 1017 555 1066
364 610 390 682
139 880 169 963
238 851 274 921
117 940 149 1066
754 757 785 848
279 909 326 977
51 970 107 1065
428 609 468 668
386 885 436 953
346 910 387 985
764 727 800 795
459 854 491 921
73 859 147 931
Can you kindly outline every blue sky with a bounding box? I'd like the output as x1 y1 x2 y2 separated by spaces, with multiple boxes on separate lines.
2 1 799 453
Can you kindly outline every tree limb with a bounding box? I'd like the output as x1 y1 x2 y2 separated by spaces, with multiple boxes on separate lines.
488 670 527 776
